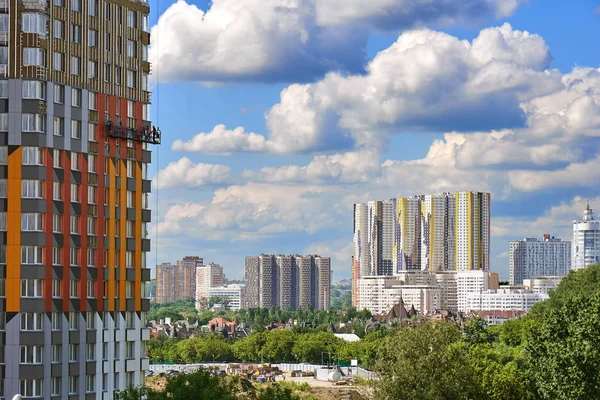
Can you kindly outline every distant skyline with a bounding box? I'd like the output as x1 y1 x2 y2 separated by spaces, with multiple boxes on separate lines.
146 0 600 281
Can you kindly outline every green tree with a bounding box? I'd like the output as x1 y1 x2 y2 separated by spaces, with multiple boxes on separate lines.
292 331 342 364
526 290 600 399
262 330 296 362
375 323 481 400
232 332 267 362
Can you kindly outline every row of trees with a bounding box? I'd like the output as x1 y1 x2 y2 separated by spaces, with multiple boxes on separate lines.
148 299 372 332
148 329 385 367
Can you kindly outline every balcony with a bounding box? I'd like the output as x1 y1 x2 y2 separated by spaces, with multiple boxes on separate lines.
105 121 161 145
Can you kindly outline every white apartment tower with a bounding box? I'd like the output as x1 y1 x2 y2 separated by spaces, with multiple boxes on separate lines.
509 235 571 285
573 202 600 270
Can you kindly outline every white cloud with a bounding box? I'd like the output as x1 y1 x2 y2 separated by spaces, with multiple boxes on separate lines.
492 196 599 240
153 157 231 189
508 155 600 192
149 0 366 84
150 0 526 84
242 150 381 183
171 125 270 154
176 24 560 154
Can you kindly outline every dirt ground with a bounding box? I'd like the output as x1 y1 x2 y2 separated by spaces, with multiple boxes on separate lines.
146 375 374 400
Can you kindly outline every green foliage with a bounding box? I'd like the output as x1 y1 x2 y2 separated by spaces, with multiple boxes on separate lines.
232 332 267 362
375 323 481 400
525 291 600 399
292 331 343 364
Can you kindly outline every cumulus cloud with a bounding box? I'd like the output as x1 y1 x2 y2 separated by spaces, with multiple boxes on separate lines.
508 155 600 192
175 24 560 154
171 125 270 154
242 150 381 183
149 0 366 84
153 157 232 189
150 0 526 84
492 196 600 240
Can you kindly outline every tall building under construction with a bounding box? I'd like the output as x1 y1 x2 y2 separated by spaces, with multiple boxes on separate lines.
0 0 158 396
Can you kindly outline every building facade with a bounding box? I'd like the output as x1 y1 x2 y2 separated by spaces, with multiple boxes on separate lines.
245 254 331 310
155 262 175 303
573 202 600 270
353 191 490 305
464 288 549 313
206 284 245 311
509 235 571 285
195 262 224 306
0 0 156 396
155 257 206 304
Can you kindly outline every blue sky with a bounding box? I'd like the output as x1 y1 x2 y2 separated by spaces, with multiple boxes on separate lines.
146 0 600 281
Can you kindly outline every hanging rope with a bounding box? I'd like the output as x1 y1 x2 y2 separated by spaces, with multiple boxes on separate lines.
154 0 160 273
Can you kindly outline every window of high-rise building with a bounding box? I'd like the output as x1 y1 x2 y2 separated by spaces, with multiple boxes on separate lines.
21 246 43 264
88 0 98 16
22 13 48 35
22 113 45 132
52 117 64 136
69 376 78 395
89 61 98 78
20 379 42 397
126 281 133 298
20 345 43 364
142 14 149 31
104 63 111 82
54 83 64 102
22 80 45 99
53 51 64 71
70 184 80 202
51 279 61 297
0 46 6 66
21 313 43 331
87 216 96 234
116 36 122 55
0 81 6 98
53 149 62 167
71 24 81 43
51 377 61 396
69 280 79 298
104 2 111 20
0 279 5 296
0 180 6 198
21 213 43 231
89 123 97 141
86 343 95 361
71 120 81 139
87 248 96 267
71 56 81 75
127 39 136 58
116 6 122 23
70 248 79 266
51 344 61 361
127 10 137 28
71 87 82 106
88 29 98 47
54 20 63 39
86 375 95 393
21 279 43 298
71 153 80 170
126 221 134 238
72 0 81 12
22 147 44 165
127 69 136 88
88 186 97 204
70 215 79 233
0 114 6 131
22 180 43 198
53 182 63 200
54 0 63 6
23 48 45 66
68 313 78 330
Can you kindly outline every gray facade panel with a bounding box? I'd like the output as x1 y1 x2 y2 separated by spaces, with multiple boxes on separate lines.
54 167 65 182
71 138 82 153
70 266 81 280
71 202 81 216
71 170 82 184
142 180 151 193
87 267 98 280
0 166 6 179
22 99 43 114
126 238 136 251
126 268 136 281
21 198 46 213
71 107 82 121
127 177 136 191
21 231 47 246
126 299 136 311
0 132 6 146
20 265 46 279
52 265 63 278
21 132 46 146
53 200 64 214
0 99 7 113
19 364 44 378
70 234 81 248
19 332 45 346
53 134 64 150
126 208 136 221
54 103 65 117
53 233 64 247
51 363 63 377
21 298 45 312
141 239 150 252
142 150 151 163
0 199 6 212
22 165 47 180
141 268 150 282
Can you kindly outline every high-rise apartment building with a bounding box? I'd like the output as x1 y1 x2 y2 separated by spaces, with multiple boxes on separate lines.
573 202 600 270
245 254 331 310
155 262 176 303
0 0 156 396
509 235 571 284
155 257 205 304
195 262 224 305
353 191 490 306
